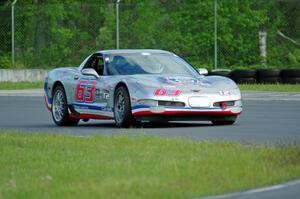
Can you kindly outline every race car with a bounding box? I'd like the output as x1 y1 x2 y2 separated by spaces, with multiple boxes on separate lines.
44 49 242 127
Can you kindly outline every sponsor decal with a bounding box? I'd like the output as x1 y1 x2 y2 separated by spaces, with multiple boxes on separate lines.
95 88 101 96
94 89 109 100
154 88 181 96
219 90 231 96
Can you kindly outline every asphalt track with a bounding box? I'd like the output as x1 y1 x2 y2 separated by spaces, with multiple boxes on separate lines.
0 96 299 145
0 94 300 199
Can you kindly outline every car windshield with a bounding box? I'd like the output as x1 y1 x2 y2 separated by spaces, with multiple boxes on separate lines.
105 52 198 76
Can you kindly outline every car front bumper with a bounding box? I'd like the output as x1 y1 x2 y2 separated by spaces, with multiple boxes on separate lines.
132 105 242 121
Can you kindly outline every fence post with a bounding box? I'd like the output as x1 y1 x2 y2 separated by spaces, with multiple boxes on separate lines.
116 0 120 49
214 0 218 70
11 0 17 68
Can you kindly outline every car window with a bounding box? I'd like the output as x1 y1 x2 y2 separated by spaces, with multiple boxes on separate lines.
106 55 146 75
105 53 198 76
83 55 104 76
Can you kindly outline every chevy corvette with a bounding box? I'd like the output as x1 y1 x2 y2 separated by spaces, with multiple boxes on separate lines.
44 49 242 127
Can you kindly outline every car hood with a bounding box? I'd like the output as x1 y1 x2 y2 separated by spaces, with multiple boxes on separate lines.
126 74 238 91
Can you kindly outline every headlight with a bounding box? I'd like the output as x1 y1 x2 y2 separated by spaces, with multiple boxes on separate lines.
235 100 242 106
137 99 158 106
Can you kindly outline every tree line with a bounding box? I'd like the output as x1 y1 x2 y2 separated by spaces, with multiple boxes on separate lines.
0 0 299 69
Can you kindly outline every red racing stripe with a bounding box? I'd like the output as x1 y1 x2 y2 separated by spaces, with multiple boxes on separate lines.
44 96 52 112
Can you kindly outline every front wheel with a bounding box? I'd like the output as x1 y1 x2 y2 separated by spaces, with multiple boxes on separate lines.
211 116 237 125
114 86 136 128
51 86 79 126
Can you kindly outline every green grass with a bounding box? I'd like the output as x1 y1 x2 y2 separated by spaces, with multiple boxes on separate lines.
1 133 300 199
0 82 43 90
239 84 300 92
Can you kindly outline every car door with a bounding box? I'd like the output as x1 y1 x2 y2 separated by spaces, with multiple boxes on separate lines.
72 54 113 118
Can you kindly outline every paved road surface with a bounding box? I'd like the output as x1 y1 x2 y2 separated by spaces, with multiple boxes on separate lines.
0 96 299 145
0 95 300 199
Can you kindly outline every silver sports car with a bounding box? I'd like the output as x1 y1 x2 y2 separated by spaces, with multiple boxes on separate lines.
44 49 242 127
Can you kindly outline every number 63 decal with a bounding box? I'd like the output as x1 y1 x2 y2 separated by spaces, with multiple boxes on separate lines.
75 80 96 102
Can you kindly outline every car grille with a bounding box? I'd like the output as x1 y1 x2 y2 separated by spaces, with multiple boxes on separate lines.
158 101 185 107
213 101 235 107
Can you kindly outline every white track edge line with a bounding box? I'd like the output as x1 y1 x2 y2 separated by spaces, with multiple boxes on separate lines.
194 178 300 199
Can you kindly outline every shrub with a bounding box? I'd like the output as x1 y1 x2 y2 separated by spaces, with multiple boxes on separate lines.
0 54 11 69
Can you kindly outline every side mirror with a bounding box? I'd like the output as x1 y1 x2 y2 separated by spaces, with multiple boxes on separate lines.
198 68 208 76
82 68 99 78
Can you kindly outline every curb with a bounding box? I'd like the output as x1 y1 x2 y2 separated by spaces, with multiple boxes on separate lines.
0 89 44 97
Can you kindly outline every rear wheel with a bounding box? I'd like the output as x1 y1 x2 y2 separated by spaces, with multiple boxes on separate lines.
114 86 136 128
51 86 79 126
211 116 237 125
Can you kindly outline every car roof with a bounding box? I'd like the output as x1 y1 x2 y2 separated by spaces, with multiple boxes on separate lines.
96 49 173 55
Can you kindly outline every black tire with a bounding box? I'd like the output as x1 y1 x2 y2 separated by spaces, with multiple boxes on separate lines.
282 77 300 84
51 86 80 126
257 69 281 77
281 69 300 84
281 69 300 78
114 86 136 128
211 116 237 125
232 77 256 84
208 70 231 77
258 77 281 84
230 69 257 78
230 69 257 84
257 69 281 84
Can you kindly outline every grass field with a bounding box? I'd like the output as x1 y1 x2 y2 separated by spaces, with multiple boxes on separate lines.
0 82 43 90
1 133 300 199
0 81 299 92
239 84 300 92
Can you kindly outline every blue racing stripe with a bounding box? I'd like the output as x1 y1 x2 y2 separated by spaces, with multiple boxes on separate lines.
44 81 53 104
131 105 151 110
72 103 113 112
